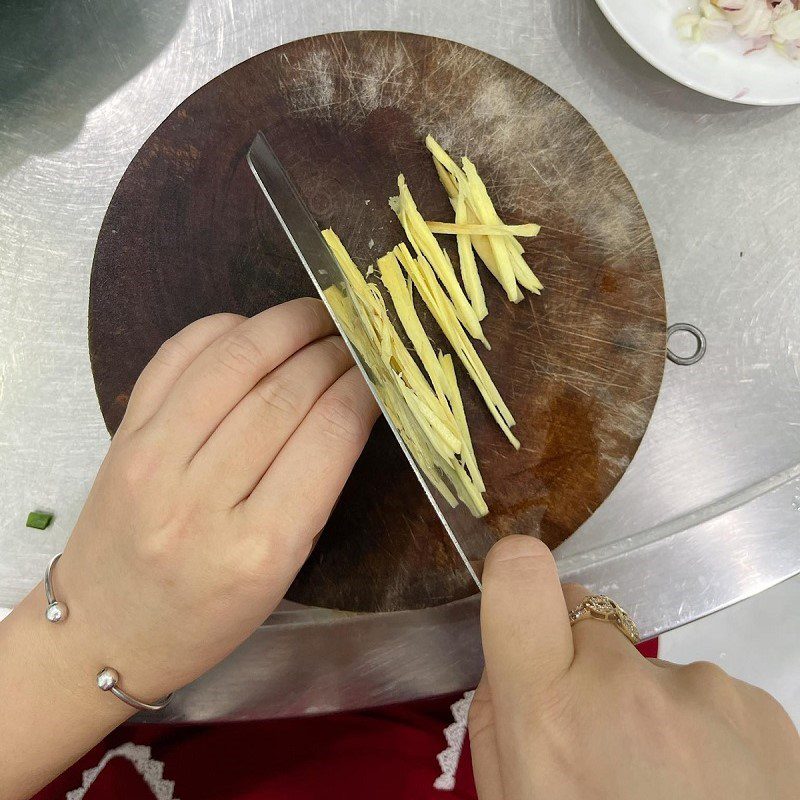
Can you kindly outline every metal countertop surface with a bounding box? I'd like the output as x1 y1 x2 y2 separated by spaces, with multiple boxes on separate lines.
1 0 798 720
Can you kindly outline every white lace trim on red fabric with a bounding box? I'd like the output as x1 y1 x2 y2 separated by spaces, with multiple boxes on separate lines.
65 695 474 797
434 690 474 791
65 742 176 800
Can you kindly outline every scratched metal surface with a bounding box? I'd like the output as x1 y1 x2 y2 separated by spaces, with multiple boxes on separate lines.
1 0 799 719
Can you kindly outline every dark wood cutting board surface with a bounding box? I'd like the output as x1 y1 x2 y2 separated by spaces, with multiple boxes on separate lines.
89 31 666 612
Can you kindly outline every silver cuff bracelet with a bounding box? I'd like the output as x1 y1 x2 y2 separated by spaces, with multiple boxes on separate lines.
44 552 173 712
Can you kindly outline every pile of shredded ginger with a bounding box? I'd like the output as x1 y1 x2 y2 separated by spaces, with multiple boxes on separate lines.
322 136 543 517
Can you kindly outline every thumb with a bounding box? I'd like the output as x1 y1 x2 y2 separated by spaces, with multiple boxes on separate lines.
480 535 574 714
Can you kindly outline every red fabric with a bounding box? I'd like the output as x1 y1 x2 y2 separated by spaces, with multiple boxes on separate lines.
35 639 658 799
636 637 658 659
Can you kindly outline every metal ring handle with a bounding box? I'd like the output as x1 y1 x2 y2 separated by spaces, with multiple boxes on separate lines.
667 322 706 366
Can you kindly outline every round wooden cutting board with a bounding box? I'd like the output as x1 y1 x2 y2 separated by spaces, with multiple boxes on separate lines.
89 31 666 612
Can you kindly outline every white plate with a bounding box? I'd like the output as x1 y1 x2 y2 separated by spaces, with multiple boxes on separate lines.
594 0 800 105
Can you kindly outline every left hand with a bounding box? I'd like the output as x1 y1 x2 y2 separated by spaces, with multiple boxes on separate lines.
0 299 380 800
54 298 379 702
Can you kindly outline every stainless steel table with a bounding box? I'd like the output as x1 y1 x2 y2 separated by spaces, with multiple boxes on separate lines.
1 0 798 721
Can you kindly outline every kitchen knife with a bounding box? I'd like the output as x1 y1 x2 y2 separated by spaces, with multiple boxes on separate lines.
246 130 490 588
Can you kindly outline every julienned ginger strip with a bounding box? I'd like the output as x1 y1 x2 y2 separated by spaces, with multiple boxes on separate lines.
426 221 541 237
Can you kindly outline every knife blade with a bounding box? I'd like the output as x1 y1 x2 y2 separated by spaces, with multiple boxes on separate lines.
246 130 487 589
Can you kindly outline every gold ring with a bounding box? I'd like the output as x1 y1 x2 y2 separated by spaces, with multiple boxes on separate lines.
568 595 640 645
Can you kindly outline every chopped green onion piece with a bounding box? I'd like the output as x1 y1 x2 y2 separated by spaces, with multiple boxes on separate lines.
26 511 53 530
